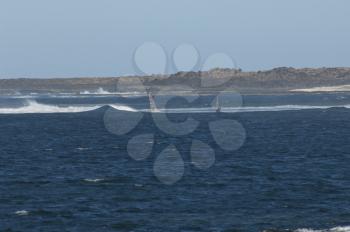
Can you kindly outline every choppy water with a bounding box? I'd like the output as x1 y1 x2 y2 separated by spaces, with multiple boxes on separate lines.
0 93 350 231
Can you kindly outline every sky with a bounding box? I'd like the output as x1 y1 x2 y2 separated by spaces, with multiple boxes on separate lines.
0 0 349 78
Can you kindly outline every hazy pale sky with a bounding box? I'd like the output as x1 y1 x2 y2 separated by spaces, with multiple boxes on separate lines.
0 0 349 78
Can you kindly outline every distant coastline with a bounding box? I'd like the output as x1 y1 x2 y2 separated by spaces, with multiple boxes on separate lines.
1 67 350 95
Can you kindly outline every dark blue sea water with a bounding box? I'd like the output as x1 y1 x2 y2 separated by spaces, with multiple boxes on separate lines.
0 93 350 231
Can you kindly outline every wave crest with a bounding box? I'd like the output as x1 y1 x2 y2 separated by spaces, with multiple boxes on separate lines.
0 100 349 114
0 100 99 114
293 226 350 232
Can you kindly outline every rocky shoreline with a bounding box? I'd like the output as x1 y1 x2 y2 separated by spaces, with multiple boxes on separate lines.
1 67 350 95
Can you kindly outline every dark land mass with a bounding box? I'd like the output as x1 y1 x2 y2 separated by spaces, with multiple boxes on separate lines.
1 67 350 95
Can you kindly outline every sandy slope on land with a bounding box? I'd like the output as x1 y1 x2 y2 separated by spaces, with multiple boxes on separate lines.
290 85 350 92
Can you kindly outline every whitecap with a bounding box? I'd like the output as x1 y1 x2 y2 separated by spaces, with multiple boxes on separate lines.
15 210 29 216
83 178 104 183
0 100 99 114
79 87 117 95
110 104 139 112
294 226 350 232
1 100 349 114
76 147 90 151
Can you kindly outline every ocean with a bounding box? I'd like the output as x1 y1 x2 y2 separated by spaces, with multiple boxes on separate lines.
0 93 350 231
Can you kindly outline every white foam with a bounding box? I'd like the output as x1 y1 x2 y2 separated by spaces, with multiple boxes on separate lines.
4 95 38 99
79 89 147 97
294 226 350 232
1 101 349 114
110 104 139 112
80 87 117 95
220 104 350 113
76 147 90 151
15 210 29 216
84 178 104 183
0 100 99 114
0 100 139 114
125 105 350 114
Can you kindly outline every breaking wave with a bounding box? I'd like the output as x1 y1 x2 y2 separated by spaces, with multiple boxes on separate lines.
79 87 116 95
0 100 349 114
0 100 140 114
79 88 146 97
292 226 350 232
0 100 100 114
262 226 350 232
130 104 350 113
220 104 350 113
110 104 138 112
78 87 144 96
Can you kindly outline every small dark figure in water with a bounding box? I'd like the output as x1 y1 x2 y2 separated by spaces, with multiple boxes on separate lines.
215 95 221 113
